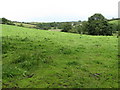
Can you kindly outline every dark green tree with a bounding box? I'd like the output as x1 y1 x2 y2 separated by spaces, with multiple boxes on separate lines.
87 13 112 35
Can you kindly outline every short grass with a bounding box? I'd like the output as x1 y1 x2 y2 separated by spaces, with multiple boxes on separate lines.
2 24 118 88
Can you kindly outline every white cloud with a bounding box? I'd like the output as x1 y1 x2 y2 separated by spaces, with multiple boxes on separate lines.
0 0 119 22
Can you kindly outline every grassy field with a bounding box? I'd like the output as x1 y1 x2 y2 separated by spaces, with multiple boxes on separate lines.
109 20 119 25
14 23 36 28
2 24 118 88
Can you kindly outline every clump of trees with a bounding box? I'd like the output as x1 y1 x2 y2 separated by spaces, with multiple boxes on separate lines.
1 18 15 25
87 13 113 35
61 23 72 32
61 21 88 34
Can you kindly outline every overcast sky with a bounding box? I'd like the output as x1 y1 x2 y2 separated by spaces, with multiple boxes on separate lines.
1 0 119 22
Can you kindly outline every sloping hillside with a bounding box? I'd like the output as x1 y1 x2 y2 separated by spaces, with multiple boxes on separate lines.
109 20 119 25
2 24 118 88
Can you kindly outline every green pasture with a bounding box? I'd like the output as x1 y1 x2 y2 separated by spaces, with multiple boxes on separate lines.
2 24 118 88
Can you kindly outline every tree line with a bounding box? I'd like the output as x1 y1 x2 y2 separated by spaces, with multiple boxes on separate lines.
1 13 119 36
